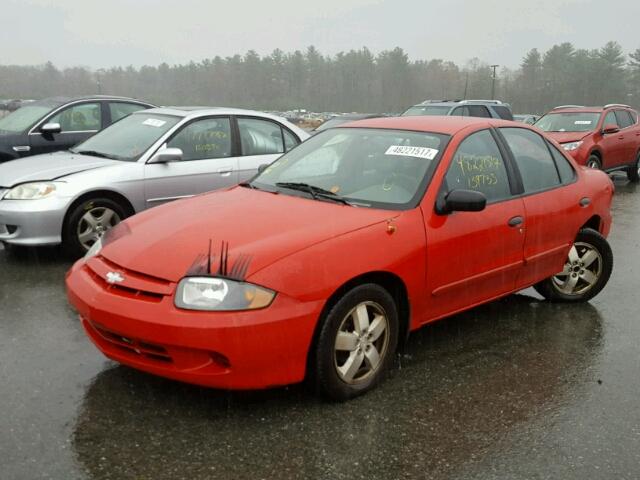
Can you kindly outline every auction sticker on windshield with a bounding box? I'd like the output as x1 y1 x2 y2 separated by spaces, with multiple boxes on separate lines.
143 118 167 127
385 145 438 160
575 120 593 125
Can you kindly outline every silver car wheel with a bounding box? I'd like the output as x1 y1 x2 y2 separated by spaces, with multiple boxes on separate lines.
77 207 121 251
552 242 603 296
334 301 389 384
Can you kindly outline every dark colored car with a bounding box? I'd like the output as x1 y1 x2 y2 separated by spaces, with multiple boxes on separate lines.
313 113 382 133
536 104 640 182
401 99 514 121
0 96 155 163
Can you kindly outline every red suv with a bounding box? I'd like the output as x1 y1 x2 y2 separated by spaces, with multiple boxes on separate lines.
536 104 640 182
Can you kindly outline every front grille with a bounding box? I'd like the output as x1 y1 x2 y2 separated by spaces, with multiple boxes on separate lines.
91 322 173 364
86 267 164 302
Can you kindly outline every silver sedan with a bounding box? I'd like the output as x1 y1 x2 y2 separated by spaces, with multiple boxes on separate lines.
0 107 308 256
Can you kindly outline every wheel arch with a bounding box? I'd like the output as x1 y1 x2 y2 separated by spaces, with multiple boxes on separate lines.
61 189 136 237
580 215 603 235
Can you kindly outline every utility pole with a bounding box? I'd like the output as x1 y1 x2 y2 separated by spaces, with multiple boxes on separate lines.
490 64 499 100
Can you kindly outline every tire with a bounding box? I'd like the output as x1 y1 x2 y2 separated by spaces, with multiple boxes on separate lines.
314 283 399 401
62 197 127 258
586 155 602 170
534 228 613 303
627 152 640 183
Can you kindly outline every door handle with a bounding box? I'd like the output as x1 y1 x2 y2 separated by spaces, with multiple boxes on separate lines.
217 167 233 177
508 216 524 227
580 197 591 207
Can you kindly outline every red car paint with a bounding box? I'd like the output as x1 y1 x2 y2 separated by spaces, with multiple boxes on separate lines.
538 105 640 171
66 116 614 390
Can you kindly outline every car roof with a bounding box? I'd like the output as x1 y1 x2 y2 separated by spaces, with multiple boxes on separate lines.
549 107 604 114
339 115 518 135
412 99 511 108
29 95 152 108
138 106 293 121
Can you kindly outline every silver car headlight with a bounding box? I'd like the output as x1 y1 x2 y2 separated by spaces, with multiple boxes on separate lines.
561 141 583 152
84 237 102 261
175 277 276 311
5 182 58 200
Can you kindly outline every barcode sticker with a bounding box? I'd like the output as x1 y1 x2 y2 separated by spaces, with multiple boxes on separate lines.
385 145 439 160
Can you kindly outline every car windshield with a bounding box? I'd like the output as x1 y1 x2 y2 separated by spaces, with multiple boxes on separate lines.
535 112 601 132
70 113 181 161
252 127 448 210
0 105 53 133
402 105 452 116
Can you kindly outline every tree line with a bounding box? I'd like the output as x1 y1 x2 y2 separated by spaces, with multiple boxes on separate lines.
1 42 639 115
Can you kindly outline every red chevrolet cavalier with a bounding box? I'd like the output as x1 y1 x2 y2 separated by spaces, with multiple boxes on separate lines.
66 116 614 400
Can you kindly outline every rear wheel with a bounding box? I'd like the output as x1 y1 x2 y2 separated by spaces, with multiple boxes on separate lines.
534 228 612 302
586 154 602 170
314 284 399 401
62 197 126 258
627 152 640 183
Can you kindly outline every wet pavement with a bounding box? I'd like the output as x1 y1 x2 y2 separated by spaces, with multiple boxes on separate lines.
1 176 639 480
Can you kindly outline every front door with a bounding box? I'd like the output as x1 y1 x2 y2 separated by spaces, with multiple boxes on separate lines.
599 110 626 169
144 116 238 208
30 102 102 155
424 129 526 320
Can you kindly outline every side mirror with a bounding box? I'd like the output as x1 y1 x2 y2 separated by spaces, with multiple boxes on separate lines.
436 189 487 215
148 147 183 164
602 124 620 135
40 122 61 135
257 164 269 173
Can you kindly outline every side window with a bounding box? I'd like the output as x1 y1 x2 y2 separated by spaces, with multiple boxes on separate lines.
501 127 560 193
629 110 638 124
283 129 300 152
238 117 285 155
467 105 491 118
615 110 633 129
110 103 148 123
451 106 468 117
547 140 576 184
48 103 101 132
603 111 618 128
167 117 231 161
493 105 514 120
445 129 512 203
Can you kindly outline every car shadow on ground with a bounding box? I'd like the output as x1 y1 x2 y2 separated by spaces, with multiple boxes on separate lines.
72 294 604 480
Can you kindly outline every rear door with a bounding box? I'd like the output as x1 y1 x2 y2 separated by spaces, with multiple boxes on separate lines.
599 110 626 168
614 109 636 166
143 116 238 208
497 127 582 289
424 128 526 320
29 101 102 155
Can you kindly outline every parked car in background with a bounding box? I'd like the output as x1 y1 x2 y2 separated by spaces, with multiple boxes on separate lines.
0 96 155 163
536 104 640 182
66 116 613 400
514 114 539 125
0 107 308 256
402 99 514 120
313 113 382 133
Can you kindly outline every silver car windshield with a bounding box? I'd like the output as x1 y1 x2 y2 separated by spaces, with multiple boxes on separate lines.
0 105 53 133
252 128 448 210
70 113 180 161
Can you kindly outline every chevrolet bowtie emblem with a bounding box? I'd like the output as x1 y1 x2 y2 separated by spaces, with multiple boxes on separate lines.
106 271 124 284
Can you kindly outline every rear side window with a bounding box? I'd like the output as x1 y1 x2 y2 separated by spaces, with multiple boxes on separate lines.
493 105 514 120
615 110 633 129
238 117 286 155
283 129 299 152
629 110 638 124
445 129 512 203
467 105 491 118
500 128 560 193
547 140 576 184
110 102 148 123
451 106 468 116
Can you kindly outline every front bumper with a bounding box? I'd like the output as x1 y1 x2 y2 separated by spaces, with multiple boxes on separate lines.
65 257 323 390
0 196 69 246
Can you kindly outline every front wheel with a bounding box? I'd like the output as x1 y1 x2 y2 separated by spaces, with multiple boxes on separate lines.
314 284 399 401
627 152 640 183
534 228 613 302
62 197 127 258
586 155 602 170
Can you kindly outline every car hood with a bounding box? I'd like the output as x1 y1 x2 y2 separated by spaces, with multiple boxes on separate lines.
544 131 592 144
0 151 119 186
100 187 398 283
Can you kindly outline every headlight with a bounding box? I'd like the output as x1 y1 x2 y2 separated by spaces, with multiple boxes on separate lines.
561 141 583 152
84 237 102 261
5 182 57 200
175 277 275 311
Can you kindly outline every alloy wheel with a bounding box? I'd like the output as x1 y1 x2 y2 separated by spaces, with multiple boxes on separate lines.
552 242 603 296
334 301 389 384
77 207 121 251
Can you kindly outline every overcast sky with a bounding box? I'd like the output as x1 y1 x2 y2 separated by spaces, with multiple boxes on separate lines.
2 0 639 69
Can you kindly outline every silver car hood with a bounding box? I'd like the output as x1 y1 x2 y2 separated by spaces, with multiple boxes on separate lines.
0 152 119 187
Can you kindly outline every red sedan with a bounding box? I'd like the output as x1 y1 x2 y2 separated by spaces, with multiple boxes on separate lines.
66 116 614 400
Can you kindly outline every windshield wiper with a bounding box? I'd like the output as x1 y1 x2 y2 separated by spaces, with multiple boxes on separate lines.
72 150 118 160
240 182 279 194
275 182 352 205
